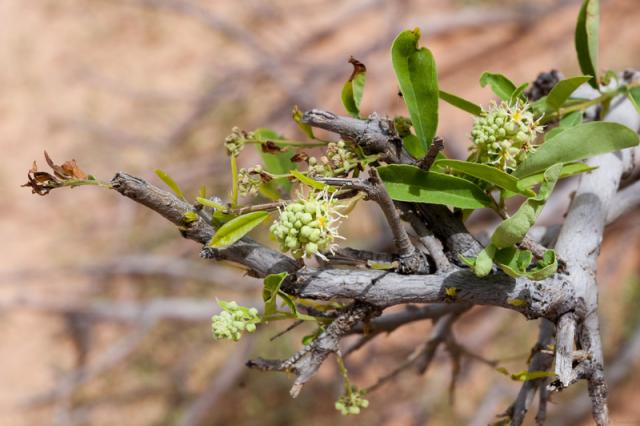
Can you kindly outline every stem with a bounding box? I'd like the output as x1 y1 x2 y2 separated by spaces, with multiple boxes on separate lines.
247 138 329 148
230 155 239 208
335 352 353 397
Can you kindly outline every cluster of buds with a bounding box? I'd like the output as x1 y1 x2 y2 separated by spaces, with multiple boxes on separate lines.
470 101 543 172
224 127 254 157
238 165 270 197
307 141 357 177
211 300 260 341
269 190 345 259
335 388 369 416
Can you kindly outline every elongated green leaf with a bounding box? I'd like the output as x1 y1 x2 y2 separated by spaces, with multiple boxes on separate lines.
545 76 592 110
341 57 367 118
439 90 482 116
196 197 227 211
391 29 439 152
510 83 529 104
560 110 584 128
516 162 596 190
155 169 185 200
492 164 561 249
403 134 426 159
378 164 492 209
497 367 556 382
290 169 334 192
479 72 517 101
208 211 270 248
575 0 600 89
263 272 288 317
514 122 639 177
254 128 295 193
292 106 314 139
435 159 534 196
627 87 640 114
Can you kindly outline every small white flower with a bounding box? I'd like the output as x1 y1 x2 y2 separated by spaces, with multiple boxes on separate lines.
270 190 345 259
470 101 543 172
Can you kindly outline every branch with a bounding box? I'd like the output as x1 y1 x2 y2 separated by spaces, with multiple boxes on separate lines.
293 267 575 320
111 172 297 277
317 169 429 273
503 319 555 425
247 302 379 397
301 109 412 163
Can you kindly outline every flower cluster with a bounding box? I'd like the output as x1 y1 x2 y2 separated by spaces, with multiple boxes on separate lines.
269 190 344 259
307 141 357 177
470 101 543 172
238 165 268 197
335 387 369 415
211 300 260 341
224 127 254 157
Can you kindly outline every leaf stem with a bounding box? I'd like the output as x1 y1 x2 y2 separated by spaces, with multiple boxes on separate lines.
230 155 239 208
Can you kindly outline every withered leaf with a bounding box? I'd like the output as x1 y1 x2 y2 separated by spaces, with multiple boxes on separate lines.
61 159 88 179
261 141 284 154
348 56 366 82
290 152 309 163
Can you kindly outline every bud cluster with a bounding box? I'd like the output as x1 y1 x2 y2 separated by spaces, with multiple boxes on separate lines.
470 101 543 172
238 165 268 197
335 388 369 416
269 190 344 259
224 127 254 157
211 300 260 341
307 141 357 177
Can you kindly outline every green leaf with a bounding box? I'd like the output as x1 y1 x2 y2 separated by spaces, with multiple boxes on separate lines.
391 29 439 152
497 367 555 381
208 211 270 248
290 169 334 192
435 159 534 196
494 247 533 278
510 83 529 104
254 128 295 193
155 169 185 200
545 76 592 110
263 272 288 317
479 72 517 101
492 164 561 249
627 87 640 114
516 162 596 191
341 57 367 118
196 197 227 211
292 106 315 139
402 134 426 159
439 90 482 116
377 164 492 209
460 244 496 278
527 250 558 280
559 110 584 128
575 0 600 89
514 122 639 178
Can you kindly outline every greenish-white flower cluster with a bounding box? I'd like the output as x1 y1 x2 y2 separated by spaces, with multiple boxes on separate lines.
211 300 260 341
470 101 543 172
335 388 369 415
238 165 266 197
308 141 357 177
269 191 345 259
224 127 253 157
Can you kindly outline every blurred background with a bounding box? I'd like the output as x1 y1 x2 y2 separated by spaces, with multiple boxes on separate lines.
2 0 640 425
